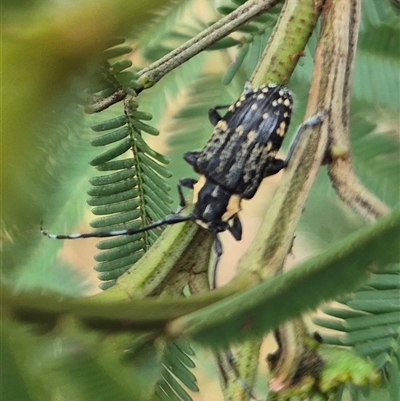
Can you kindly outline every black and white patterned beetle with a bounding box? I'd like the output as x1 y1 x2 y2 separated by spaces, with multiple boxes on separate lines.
182 83 293 241
42 83 326 286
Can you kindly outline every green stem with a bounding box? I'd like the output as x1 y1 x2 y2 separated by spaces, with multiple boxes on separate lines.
137 0 282 88
251 0 324 86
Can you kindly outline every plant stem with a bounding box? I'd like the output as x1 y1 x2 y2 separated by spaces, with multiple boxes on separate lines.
137 0 282 88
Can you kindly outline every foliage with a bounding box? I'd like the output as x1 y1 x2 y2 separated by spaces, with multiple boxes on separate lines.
1 0 399 401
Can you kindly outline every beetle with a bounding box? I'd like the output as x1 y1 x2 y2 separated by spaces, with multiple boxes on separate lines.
41 83 326 287
181 83 293 238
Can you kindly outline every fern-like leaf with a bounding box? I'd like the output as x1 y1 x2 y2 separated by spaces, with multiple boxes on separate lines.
139 0 213 63
153 341 198 401
313 265 400 401
85 41 173 289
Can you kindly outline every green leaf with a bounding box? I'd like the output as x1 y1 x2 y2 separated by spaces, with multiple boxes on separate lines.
167 209 400 346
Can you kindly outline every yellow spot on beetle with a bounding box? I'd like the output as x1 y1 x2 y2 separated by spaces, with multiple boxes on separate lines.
222 195 242 222
195 219 210 230
276 121 287 137
217 120 228 131
247 130 257 142
235 127 244 137
192 175 207 204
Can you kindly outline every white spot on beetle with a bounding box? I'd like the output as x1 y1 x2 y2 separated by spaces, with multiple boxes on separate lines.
211 186 220 197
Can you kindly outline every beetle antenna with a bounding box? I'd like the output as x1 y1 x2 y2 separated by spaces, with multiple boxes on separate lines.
210 234 223 289
40 215 192 240
226 350 262 401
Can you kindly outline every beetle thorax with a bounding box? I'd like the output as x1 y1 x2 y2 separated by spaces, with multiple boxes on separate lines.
192 177 242 233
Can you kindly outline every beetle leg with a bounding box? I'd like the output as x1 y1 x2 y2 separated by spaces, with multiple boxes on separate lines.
243 80 254 94
179 178 197 190
176 179 197 210
208 105 231 126
262 158 287 178
228 215 242 241
284 110 329 165
176 184 187 210
263 110 328 178
210 234 223 289
183 151 200 168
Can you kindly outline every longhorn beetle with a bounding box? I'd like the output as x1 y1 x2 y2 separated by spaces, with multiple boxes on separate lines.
41 83 327 288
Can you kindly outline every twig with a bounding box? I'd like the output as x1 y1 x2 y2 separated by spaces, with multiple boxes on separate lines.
328 159 389 220
266 0 388 394
306 0 389 220
84 88 127 114
85 0 282 112
137 0 281 88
